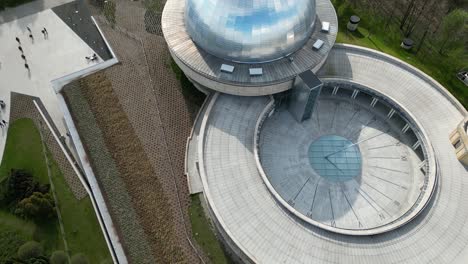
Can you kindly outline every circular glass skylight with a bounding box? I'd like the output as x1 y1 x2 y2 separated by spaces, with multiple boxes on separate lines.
308 135 361 181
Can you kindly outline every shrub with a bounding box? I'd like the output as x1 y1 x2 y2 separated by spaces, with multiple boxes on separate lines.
103 1 116 26
50 250 68 264
15 192 55 220
17 241 43 260
70 253 89 264
4 169 49 206
0 231 25 263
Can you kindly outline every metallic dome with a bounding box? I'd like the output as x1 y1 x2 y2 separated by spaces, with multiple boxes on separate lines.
185 0 317 63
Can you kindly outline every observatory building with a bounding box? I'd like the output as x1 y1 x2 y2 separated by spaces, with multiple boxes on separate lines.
162 0 337 96
162 0 468 263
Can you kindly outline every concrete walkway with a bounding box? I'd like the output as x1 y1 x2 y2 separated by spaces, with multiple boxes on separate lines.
193 45 468 263
0 9 102 162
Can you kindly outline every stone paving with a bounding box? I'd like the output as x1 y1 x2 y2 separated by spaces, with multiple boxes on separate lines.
65 0 206 261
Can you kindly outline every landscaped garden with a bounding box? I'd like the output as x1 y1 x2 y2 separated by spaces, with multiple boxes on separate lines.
331 0 468 108
0 118 111 263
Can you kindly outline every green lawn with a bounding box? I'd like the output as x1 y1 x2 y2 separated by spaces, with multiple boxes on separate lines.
0 118 111 263
0 118 48 183
189 194 230 264
48 151 111 262
332 0 468 108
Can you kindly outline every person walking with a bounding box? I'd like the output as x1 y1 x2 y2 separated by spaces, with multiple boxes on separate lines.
24 63 29 70
29 33 34 42
2 120 7 126
21 54 26 60
27 26 31 32
15 37 20 44
0 100 5 109
18 46 23 53
43 27 48 39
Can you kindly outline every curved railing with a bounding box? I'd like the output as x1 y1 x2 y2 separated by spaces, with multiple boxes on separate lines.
253 82 438 236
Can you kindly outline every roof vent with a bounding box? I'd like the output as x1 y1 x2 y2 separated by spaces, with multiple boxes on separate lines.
249 68 263 76
220 64 235 73
313 39 324 50
321 22 330 32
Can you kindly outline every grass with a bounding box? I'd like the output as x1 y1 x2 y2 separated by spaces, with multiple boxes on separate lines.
0 119 48 183
189 194 229 264
0 118 111 262
48 151 111 262
332 0 468 108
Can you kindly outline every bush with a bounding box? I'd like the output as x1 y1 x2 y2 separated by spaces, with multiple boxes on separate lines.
15 192 55 221
0 231 25 263
103 1 116 26
70 253 89 264
4 169 49 206
50 250 68 264
17 241 43 260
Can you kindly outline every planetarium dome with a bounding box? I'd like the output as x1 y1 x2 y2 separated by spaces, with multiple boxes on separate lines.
185 0 317 63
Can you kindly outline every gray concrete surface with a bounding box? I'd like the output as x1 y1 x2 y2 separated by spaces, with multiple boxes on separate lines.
192 44 468 263
259 93 431 234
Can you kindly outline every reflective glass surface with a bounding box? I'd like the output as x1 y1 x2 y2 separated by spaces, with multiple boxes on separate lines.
308 135 361 181
185 0 316 63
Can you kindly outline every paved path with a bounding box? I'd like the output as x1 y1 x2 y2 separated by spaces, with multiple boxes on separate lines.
194 45 468 263
0 9 103 164
95 11 205 262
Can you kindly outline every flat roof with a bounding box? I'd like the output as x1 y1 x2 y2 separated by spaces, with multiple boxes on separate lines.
191 45 468 263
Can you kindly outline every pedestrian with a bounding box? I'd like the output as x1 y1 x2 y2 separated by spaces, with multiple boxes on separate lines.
15 37 20 44
43 27 48 39
24 63 29 70
29 34 33 41
18 46 23 53
2 120 7 125
27 26 31 32
21 54 26 60
0 123 3 128
0 100 5 109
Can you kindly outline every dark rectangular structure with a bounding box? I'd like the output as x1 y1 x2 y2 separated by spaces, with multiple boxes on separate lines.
288 71 323 122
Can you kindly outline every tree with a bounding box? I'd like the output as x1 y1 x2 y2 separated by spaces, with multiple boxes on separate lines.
400 0 439 37
437 9 468 54
4 169 49 206
15 192 55 220
50 251 68 264
446 0 468 14
17 241 43 260
70 254 90 264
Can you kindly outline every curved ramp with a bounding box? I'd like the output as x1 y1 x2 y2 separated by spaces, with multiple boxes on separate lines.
196 45 468 263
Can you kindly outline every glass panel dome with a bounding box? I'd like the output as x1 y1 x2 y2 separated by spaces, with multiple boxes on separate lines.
185 0 317 63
